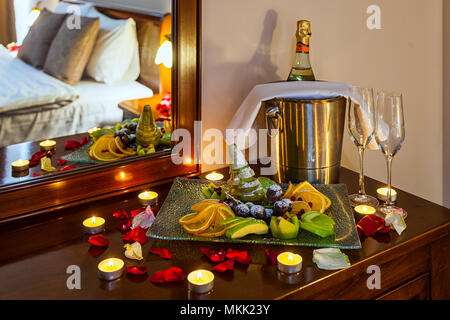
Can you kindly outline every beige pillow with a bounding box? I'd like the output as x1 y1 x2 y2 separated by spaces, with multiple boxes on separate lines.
43 16 100 85
18 8 67 69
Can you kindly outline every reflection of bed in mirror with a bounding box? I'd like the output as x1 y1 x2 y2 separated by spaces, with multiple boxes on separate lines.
0 0 171 148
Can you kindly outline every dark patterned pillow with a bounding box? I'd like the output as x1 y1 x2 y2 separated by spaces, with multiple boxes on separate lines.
17 9 67 69
43 16 100 85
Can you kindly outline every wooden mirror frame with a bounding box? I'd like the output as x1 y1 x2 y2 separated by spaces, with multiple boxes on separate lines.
0 0 201 223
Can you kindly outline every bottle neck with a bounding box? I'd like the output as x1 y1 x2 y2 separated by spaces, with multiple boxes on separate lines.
293 41 312 68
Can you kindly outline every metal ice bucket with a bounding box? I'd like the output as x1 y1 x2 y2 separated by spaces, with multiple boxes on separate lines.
264 96 347 184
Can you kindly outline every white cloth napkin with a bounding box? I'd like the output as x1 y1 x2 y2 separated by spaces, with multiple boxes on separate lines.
225 81 378 150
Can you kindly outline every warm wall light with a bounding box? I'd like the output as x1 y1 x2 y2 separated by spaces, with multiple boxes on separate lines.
155 39 172 68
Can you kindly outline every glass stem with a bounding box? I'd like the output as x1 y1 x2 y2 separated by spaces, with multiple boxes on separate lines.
358 146 366 196
386 156 393 207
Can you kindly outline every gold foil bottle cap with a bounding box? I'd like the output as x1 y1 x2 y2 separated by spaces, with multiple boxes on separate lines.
296 20 312 45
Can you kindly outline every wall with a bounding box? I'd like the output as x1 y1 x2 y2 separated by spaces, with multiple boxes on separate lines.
202 0 446 206
86 0 170 15
444 1 450 208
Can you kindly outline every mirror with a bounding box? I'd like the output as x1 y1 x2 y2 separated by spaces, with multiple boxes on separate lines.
0 0 175 187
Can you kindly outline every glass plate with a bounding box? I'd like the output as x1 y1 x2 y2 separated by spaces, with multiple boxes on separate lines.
147 178 362 249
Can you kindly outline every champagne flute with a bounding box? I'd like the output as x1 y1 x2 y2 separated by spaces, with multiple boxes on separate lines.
347 86 379 207
375 91 407 218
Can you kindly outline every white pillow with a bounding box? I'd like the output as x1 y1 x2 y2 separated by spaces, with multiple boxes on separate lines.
53 1 93 15
85 8 140 84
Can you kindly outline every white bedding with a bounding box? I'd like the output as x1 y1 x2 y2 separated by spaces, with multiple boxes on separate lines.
0 46 79 113
0 80 153 147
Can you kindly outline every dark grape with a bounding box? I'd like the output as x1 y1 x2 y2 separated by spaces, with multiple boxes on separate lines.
250 205 265 220
121 134 131 147
245 202 255 208
281 198 293 212
266 184 283 203
264 208 273 221
273 200 289 216
129 134 136 143
128 122 137 132
235 204 250 217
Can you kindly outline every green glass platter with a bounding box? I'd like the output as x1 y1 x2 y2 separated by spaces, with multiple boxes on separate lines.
147 178 362 249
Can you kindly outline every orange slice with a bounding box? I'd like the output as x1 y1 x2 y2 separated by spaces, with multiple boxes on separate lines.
182 207 218 234
282 182 296 199
178 212 198 225
217 205 235 220
107 138 127 158
197 208 227 237
292 190 326 213
283 181 307 200
179 203 216 225
115 136 137 156
90 135 120 162
190 199 220 211
291 201 312 215
296 181 332 210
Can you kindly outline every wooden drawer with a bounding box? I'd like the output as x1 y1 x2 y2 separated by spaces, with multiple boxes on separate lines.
377 273 430 300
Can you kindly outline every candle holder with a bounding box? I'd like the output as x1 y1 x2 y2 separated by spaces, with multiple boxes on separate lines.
11 160 30 177
377 187 397 203
138 191 158 207
40 140 56 152
277 252 302 274
187 270 214 294
82 217 105 235
205 172 224 181
98 258 124 281
277 270 302 285
354 205 376 221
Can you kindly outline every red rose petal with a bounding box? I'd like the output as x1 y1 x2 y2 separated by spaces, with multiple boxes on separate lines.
150 267 184 283
200 248 226 262
226 249 251 265
81 136 89 146
212 259 234 272
123 226 148 245
117 219 132 232
127 266 149 276
149 248 173 259
265 249 282 265
57 158 67 166
130 208 143 218
32 173 40 177
88 235 109 247
65 140 81 150
113 209 130 220
29 151 47 167
57 165 75 172
357 214 390 237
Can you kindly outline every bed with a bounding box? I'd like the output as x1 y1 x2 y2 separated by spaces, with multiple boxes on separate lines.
0 2 163 148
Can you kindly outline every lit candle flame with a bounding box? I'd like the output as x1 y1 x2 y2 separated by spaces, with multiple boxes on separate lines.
184 157 193 165
108 259 113 267
196 270 202 280
288 253 293 261
91 217 96 224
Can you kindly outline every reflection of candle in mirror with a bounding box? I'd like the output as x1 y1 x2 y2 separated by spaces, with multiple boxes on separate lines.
183 157 193 165
138 191 158 207
377 187 397 202
187 269 214 294
98 258 124 281
354 205 376 221
82 216 105 234
205 172 224 181
277 252 302 274
88 127 101 134
40 139 56 152
11 159 30 172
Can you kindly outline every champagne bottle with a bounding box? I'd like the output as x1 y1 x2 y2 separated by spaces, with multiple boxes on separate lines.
287 20 315 81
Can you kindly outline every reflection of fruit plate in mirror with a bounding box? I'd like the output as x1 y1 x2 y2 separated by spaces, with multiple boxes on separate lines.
147 178 362 249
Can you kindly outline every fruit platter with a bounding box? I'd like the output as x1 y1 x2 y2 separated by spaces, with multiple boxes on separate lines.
63 105 171 163
147 145 362 249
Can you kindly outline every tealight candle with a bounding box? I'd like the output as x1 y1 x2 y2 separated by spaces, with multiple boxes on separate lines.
377 187 397 202
88 127 101 134
354 205 376 221
187 269 214 294
138 191 158 207
11 159 29 172
82 216 105 234
40 140 56 152
98 258 124 281
205 172 224 181
277 252 302 274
